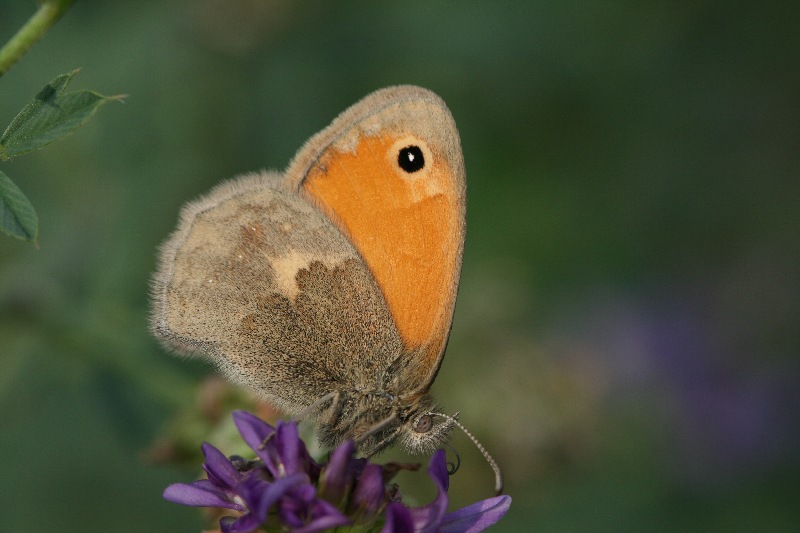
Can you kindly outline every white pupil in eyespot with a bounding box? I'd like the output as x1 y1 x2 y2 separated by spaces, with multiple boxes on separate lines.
398 145 425 173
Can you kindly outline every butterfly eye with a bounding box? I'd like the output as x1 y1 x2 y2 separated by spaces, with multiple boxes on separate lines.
413 414 433 434
397 145 425 173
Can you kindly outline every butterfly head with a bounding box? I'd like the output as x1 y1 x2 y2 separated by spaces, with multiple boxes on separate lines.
397 395 455 455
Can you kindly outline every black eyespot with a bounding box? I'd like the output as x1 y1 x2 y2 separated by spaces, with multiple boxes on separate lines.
413 414 433 434
397 145 425 173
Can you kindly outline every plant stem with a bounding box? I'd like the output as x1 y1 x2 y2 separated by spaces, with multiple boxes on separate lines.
0 0 77 78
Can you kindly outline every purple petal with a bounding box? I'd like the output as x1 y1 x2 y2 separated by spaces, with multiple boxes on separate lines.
220 512 262 533
232 410 277 445
319 439 356 504
234 475 273 519
201 442 242 489
382 502 415 533
291 514 351 533
278 483 315 528
291 498 351 533
277 482 351 531
427 449 450 493
162 481 243 510
439 495 512 533
292 481 318 502
232 410 278 472
353 463 385 516
275 420 318 476
252 473 309 521
408 450 449 532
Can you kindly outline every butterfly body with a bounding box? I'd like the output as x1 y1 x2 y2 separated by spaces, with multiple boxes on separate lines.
151 86 465 455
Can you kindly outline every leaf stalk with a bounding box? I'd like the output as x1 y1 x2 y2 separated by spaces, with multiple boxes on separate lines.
0 0 77 78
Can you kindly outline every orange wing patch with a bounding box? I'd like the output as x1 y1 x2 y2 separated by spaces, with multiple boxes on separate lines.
302 133 462 370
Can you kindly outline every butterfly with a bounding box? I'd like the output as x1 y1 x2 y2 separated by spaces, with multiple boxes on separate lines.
151 86 499 491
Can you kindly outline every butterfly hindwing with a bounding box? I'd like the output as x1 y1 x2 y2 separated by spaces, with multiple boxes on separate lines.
151 173 403 413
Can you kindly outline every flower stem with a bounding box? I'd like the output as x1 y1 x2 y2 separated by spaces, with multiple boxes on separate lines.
0 0 77 78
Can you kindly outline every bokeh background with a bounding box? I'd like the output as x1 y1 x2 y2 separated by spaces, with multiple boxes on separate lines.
1 2 798 531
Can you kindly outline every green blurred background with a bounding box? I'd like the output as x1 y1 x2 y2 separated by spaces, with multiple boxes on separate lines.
1 1 798 531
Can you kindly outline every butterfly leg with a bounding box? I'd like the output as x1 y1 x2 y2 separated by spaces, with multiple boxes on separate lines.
296 390 340 421
355 411 402 456
360 423 403 458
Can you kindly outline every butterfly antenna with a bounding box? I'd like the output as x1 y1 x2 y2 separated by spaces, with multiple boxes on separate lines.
434 412 504 495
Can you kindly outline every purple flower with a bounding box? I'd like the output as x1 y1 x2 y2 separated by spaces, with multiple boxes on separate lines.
164 411 511 532
384 450 511 533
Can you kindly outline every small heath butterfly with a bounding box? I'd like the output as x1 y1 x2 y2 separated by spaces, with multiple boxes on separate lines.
151 86 501 491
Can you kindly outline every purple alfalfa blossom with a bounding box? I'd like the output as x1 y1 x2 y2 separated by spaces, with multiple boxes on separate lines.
163 410 511 532
162 440 311 533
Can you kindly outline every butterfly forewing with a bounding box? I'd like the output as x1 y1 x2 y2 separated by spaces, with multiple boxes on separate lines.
288 86 467 392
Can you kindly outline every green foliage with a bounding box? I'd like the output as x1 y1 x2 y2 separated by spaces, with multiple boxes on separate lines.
0 70 121 241
0 70 121 159
0 169 37 241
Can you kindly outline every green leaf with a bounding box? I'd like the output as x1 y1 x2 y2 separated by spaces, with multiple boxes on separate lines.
0 170 38 241
0 69 122 159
